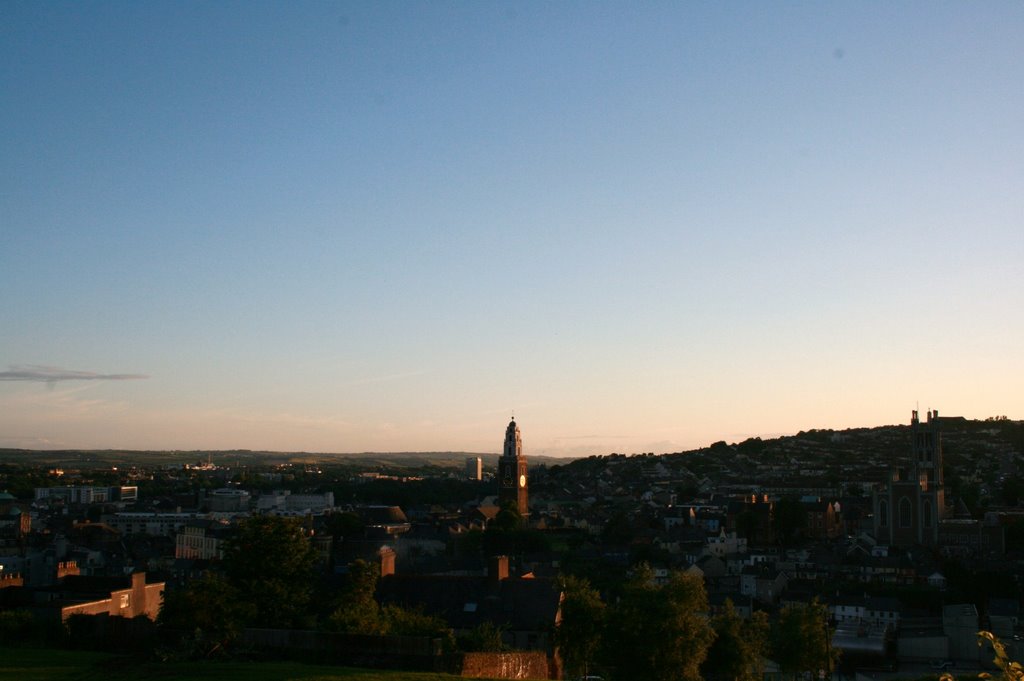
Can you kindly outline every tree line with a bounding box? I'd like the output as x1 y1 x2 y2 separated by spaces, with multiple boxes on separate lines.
557 567 838 681
158 515 506 658
158 514 842 677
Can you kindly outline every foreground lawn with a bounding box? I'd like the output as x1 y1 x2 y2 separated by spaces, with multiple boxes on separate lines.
0 647 495 681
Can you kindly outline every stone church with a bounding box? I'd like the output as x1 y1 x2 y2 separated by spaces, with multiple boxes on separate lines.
873 410 946 547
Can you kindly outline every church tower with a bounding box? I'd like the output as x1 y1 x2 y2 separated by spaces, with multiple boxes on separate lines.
873 410 946 547
498 417 528 516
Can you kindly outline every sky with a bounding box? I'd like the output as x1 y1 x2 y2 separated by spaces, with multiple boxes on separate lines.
1 2 1022 457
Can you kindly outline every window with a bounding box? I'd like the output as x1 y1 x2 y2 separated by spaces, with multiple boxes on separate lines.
922 499 932 527
878 500 889 527
899 498 912 528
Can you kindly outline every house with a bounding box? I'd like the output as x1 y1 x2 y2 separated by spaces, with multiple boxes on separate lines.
726 498 773 545
377 555 561 652
174 519 232 560
943 604 982 664
0 492 30 538
803 500 842 540
740 565 787 605
865 596 902 631
663 506 695 530
685 555 727 580
27 572 164 623
832 595 902 631
832 595 867 625
706 528 747 557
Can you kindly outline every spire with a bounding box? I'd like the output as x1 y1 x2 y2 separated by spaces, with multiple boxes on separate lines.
503 417 522 458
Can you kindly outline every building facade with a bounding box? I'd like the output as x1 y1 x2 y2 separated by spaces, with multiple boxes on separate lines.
465 456 482 481
174 520 231 560
34 486 138 504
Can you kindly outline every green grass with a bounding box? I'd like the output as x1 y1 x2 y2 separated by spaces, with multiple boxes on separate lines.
0 647 496 681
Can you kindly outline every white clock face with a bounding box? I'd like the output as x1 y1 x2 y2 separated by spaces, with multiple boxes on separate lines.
519 474 526 488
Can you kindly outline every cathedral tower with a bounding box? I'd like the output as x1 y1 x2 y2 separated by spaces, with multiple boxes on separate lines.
498 417 528 516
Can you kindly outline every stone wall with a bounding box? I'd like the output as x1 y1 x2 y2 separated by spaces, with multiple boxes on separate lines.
243 629 554 678
455 651 552 679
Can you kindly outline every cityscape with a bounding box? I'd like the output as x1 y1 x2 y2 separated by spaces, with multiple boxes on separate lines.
1 411 1023 680
2 3 1023 680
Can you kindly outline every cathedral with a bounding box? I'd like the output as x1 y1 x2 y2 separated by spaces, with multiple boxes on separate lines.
873 410 946 547
497 417 529 516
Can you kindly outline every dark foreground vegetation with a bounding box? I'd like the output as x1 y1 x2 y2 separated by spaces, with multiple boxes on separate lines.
0 646 498 681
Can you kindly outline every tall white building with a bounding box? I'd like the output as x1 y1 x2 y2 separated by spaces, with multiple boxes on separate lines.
465 456 482 481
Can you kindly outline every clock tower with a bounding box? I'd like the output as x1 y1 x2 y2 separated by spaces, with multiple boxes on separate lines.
498 417 528 516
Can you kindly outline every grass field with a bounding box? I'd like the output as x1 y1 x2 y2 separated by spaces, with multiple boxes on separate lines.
0 647 496 681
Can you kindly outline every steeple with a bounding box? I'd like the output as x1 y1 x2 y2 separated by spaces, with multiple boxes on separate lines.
503 417 522 459
911 409 943 486
498 416 528 517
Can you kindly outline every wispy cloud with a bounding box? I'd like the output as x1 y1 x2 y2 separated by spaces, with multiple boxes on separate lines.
0 365 148 383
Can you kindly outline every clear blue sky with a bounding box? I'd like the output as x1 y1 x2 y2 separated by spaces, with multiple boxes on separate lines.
2 2 1022 456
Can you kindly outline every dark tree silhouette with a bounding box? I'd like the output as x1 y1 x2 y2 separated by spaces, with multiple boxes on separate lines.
603 566 715 681
555 575 606 679
223 515 317 628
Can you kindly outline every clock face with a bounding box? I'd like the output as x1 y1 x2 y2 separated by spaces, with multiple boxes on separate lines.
503 476 513 488
519 474 526 488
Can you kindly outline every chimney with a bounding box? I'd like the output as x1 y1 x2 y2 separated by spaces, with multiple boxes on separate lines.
131 572 146 616
379 547 396 578
489 555 509 583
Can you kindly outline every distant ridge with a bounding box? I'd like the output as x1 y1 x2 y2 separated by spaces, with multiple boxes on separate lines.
0 448 571 469
1 416 1017 469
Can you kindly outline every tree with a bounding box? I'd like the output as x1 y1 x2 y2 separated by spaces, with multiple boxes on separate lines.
381 604 452 644
703 601 769 681
223 515 317 628
325 559 455 646
158 572 255 657
601 510 635 546
709 441 732 455
772 598 838 680
941 632 1022 681
458 621 508 652
325 511 365 539
0 609 37 643
327 558 385 634
555 575 606 679
492 500 523 531
603 566 716 681
975 631 1023 681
